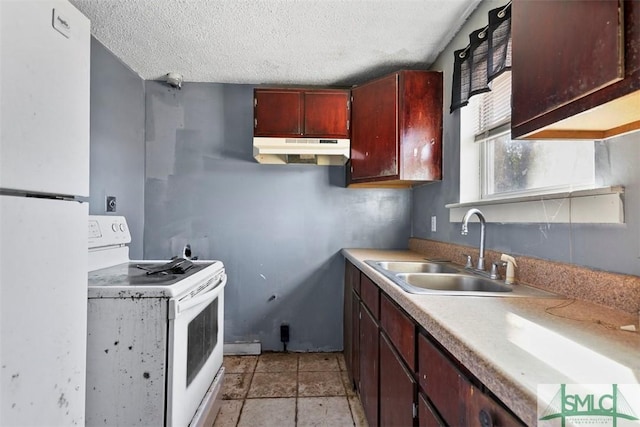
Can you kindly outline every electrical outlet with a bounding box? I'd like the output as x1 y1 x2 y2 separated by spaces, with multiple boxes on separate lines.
106 196 116 212
280 323 290 343
431 215 437 232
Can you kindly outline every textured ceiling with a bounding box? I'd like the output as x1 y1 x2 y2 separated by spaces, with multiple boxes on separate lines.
70 0 480 86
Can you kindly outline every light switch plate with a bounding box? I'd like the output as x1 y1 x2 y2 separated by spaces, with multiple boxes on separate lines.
431 215 437 232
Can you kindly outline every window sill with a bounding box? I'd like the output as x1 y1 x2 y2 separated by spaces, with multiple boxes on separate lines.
446 186 624 224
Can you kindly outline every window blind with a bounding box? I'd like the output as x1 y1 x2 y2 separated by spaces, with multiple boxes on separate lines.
474 72 512 141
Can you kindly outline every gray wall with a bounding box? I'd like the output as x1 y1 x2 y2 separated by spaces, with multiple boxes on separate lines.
89 38 145 259
143 82 411 351
412 1 640 276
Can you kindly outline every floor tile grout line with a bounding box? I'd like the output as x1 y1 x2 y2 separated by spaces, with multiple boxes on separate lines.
235 355 258 426
295 353 300 426
337 354 358 427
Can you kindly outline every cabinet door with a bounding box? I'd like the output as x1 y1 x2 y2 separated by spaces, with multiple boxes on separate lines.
344 260 361 390
254 89 303 136
344 261 353 383
350 73 399 180
359 304 379 427
380 333 416 427
304 91 350 137
511 0 624 129
351 290 361 391
398 71 442 181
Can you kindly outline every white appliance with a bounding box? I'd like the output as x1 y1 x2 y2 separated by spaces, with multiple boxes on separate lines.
86 216 226 427
253 137 350 165
0 1 90 426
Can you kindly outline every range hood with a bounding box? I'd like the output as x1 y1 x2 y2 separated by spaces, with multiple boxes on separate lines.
253 137 350 165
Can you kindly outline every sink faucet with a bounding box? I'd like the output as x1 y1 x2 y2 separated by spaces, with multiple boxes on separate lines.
461 208 486 271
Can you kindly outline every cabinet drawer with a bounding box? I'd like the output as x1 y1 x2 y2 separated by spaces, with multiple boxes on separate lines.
418 392 445 427
346 259 360 295
380 293 415 370
418 333 467 426
466 385 524 427
360 274 379 318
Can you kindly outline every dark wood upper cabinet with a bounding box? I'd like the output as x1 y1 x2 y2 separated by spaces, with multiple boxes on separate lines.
512 0 640 139
303 91 350 137
254 88 349 138
349 70 443 188
254 89 302 136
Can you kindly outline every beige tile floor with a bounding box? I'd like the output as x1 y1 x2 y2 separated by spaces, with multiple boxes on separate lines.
213 352 368 427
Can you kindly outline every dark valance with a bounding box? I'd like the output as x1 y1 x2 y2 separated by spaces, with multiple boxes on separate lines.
450 2 512 113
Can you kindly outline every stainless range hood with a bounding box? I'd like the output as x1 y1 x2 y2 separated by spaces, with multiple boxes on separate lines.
253 137 350 165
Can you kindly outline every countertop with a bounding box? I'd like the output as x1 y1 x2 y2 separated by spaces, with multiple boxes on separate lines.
342 249 640 426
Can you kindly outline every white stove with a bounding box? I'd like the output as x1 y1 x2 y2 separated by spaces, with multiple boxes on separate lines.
86 215 226 427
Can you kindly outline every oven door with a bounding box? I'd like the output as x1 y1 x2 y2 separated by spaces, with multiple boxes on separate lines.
166 271 226 427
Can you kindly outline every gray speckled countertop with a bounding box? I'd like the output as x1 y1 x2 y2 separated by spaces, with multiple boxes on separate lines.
342 249 640 427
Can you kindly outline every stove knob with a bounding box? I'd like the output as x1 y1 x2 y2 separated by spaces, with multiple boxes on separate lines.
112 223 118 232
119 223 126 232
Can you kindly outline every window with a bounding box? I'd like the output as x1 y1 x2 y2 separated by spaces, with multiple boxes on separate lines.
452 71 623 225
463 72 595 201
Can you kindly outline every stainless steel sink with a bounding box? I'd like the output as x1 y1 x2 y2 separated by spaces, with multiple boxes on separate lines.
374 261 460 274
396 273 512 293
364 259 561 298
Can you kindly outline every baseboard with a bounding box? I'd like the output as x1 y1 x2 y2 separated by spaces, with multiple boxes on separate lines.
223 342 261 355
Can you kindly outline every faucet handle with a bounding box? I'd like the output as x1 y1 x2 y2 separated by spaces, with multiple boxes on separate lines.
490 262 506 280
462 254 473 269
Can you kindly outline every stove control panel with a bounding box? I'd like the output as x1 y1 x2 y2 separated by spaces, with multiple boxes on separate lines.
88 215 132 249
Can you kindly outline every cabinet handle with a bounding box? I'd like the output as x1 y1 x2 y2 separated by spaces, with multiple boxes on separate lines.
479 409 493 427
254 118 257 128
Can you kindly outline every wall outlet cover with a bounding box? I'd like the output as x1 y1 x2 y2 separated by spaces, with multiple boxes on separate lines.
431 215 437 232
106 196 116 212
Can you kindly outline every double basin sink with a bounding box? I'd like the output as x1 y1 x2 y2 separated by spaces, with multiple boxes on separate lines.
365 260 560 298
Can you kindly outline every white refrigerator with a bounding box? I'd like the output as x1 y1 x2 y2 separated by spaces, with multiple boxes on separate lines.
0 1 90 425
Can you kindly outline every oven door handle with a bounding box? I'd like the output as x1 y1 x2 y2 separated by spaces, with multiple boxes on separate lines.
170 273 227 318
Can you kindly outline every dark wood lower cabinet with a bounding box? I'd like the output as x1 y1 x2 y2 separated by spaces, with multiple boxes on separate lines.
380 332 416 427
343 259 525 427
359 304 379 427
